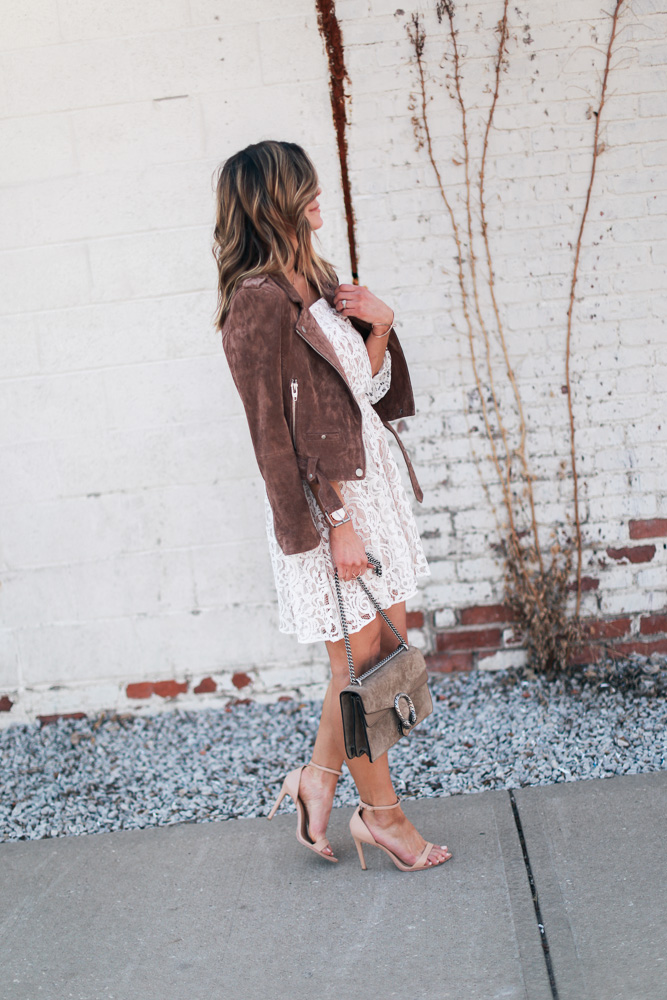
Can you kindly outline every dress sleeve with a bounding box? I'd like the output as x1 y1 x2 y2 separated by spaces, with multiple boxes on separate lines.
367 349 392 404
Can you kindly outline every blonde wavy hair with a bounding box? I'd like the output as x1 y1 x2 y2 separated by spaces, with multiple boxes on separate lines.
212 141 337 329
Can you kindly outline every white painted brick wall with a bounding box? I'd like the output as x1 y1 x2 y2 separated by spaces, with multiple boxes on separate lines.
1 0 666 725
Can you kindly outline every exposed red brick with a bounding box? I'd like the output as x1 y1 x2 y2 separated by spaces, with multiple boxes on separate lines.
581 617 632 641
568 577 599 592
232 672 253 690
610 639 667 657
436 627 502 652
126 682 154 699
639 614 667 636
194 676 217 694
606 544 656 564
567 645 602 666
0 695 13 712
406 610 424 629
425 651 473 673
38 712 87 726
629 518 667 540
232 673 252 690
153 680 188 698
225 697 253 710
460 604 516 626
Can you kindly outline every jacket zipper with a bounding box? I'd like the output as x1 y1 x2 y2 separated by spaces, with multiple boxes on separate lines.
295 323 350 390
290 378 298 444
292 321 360 424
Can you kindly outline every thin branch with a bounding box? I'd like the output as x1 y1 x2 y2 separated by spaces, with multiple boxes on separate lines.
444 4 543 599
407 10 540 606
566 0 627 615
445 1 533 545
407 16 519 534
478 0 544 574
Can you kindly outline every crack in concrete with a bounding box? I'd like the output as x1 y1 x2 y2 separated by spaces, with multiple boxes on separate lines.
509 789 560 1000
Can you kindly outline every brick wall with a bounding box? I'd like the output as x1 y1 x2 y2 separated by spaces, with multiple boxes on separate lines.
1 1 666 725
408 516 667 673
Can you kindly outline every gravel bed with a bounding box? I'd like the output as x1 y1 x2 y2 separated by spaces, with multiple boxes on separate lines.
1 656 665 843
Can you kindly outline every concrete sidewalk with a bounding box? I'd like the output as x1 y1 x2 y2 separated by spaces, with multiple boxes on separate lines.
1 772 665 1000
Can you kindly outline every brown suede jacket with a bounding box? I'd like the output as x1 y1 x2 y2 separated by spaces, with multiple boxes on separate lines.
222 271 422 555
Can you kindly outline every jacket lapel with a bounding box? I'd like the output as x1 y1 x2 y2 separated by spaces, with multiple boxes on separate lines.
270 273 350 386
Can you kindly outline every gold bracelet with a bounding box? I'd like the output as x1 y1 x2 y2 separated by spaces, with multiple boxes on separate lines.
370 311 394 338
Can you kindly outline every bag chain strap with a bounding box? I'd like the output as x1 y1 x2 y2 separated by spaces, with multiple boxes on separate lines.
334 553 408 687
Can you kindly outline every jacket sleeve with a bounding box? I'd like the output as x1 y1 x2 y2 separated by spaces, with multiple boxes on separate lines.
221 281 321 555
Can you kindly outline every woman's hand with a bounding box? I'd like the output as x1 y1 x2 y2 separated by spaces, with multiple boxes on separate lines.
334 284 393 330
329 522 373 582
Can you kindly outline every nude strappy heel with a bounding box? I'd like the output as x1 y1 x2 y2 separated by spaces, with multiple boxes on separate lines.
350 798 452 872
267 761 343 863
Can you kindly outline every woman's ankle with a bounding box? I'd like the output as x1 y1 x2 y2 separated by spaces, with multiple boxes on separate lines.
307 760 342 777
362 803 404 828
302 764 339 793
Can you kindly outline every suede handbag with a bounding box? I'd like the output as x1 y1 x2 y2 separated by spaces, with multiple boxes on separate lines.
337 556 433 763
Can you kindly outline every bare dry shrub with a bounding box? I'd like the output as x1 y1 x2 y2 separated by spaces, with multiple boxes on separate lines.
504 537 582 676
406 0 627 672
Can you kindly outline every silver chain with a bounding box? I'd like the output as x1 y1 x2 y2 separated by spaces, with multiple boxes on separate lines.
334 553 408 686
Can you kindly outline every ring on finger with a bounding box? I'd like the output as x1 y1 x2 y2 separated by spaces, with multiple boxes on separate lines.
341 298 347 309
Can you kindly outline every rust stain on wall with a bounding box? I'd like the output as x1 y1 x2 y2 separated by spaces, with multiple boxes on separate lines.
315 0 359 282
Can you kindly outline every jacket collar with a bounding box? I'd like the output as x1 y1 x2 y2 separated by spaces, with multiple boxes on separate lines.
268 273 349 386
270 270 336 308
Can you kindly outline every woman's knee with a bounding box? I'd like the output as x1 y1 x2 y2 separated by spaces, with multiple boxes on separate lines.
350 618 381 664
329 659 353 689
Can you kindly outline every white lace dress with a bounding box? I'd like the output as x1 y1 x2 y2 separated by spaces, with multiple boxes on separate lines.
264 297 429 643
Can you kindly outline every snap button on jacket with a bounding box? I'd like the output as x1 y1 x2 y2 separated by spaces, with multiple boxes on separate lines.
221 272 422 555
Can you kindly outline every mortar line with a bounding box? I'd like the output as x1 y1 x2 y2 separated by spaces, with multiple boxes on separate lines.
508 789 560 1000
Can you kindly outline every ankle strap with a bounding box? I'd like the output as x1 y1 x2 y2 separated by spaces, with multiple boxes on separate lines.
359 797 401 811
308 761 343 776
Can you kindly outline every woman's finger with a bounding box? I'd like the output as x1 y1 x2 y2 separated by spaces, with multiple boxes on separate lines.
334 291 357 313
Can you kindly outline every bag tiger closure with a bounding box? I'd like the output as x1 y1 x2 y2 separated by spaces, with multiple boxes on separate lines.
336 556 433 763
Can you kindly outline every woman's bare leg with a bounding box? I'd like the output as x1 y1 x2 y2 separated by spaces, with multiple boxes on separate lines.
299 602 451 865
296 613 381 857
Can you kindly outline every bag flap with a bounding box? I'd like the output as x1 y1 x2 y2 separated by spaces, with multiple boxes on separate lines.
350 646 428 716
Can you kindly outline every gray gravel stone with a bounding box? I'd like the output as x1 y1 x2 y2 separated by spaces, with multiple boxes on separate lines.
1 655 665 842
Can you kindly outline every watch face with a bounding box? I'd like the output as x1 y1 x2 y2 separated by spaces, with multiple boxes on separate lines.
331 507 347 523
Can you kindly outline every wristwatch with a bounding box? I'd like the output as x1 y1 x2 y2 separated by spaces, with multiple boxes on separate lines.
327 506 351 528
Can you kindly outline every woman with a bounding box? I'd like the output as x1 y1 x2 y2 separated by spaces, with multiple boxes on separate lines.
213 140 451 872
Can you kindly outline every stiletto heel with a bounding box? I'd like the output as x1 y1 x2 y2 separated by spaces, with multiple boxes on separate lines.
267 784 288 821
267 761 343 863
353 836 367 870
349 799 452 873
